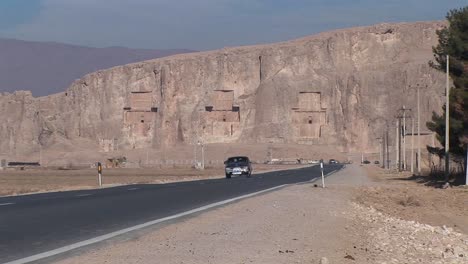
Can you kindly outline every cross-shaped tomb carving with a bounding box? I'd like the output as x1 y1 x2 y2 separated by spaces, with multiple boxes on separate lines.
202 90 240 137
123 91 158 138
291 92 327 139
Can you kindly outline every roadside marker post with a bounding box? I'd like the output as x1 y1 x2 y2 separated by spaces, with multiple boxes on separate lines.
465 147 468 185
320 159 325 188
97 162 102 187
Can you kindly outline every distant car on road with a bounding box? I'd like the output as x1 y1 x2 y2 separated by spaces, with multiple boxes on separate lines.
362 160 371 164
374 160 380 165
329 159 338 164
224 156 252 179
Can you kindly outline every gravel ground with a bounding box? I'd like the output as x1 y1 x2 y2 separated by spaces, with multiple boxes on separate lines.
52 164 467 264
348 203 467 264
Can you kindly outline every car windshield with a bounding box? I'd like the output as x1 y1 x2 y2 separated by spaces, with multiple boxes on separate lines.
226 157 248 163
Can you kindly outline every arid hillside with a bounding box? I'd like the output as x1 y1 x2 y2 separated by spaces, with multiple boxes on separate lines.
0 22 447 164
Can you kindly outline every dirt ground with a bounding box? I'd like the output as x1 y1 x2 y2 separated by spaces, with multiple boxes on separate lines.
357 166 468 234
351 166 468 263
0 164 307 196
52 164 467 264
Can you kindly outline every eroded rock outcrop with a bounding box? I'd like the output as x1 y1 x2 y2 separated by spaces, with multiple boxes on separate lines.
0 22 447 159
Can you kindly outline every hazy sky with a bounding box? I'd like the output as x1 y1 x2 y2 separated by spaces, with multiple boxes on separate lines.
0 0 466 50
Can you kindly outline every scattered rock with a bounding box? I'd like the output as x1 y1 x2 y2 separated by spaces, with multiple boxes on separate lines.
397 196 421 207
349 203 468 264
442 182 451 189
319 257 329 264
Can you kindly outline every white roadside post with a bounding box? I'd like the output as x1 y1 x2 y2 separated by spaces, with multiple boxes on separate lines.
465 147 468 185
201 142 205 170
97 162 102 187
320 159 325 188
197 141 205 170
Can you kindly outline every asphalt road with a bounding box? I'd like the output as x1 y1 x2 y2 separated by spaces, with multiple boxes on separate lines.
0 164 342 263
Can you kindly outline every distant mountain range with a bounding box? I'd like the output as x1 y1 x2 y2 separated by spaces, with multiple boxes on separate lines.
0 38 195 96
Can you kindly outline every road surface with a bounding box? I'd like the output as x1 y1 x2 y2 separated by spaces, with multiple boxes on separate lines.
0 164 342 263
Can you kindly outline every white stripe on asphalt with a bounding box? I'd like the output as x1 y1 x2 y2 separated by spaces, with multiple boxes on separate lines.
4 165 339 264
76 194 92 197
127 188 139 191
0 203 14 206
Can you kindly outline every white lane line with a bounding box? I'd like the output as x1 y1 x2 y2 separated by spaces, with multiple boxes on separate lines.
3 183 290 264
0 203 14 206
127 188 139 191
76 194 92 197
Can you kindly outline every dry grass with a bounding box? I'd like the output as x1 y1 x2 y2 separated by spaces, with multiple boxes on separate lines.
397 195 422 207
356 165 468 234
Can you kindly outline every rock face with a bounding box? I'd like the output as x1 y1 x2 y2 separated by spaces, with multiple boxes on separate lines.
0 22 447 159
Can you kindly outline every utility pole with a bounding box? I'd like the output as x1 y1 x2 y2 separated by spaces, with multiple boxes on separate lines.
198 108 205 170
396 119 400 170
417 85 421 174
445 55 450 183
411 117 414 173
376 137 383 167
386 129 390 169
194 109 201 168
409 82 424 174
397 106 412 171
381 132 386 169
382 132 387 169
403 105 407 171
380 138 383 167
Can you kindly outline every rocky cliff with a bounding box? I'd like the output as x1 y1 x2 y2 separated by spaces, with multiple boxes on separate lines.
0 22 447 160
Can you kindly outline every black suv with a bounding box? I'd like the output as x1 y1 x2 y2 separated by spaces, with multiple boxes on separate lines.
224 156 252 178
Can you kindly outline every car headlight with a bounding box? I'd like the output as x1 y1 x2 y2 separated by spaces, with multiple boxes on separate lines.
225 167 233 172
241 166 249 171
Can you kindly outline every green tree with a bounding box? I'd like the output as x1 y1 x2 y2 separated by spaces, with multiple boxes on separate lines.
428 6 468 177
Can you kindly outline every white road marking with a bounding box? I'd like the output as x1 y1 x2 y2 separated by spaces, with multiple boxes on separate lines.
0 203 14 206
76 194 92 197
4 165 341 264
127 188 139 191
